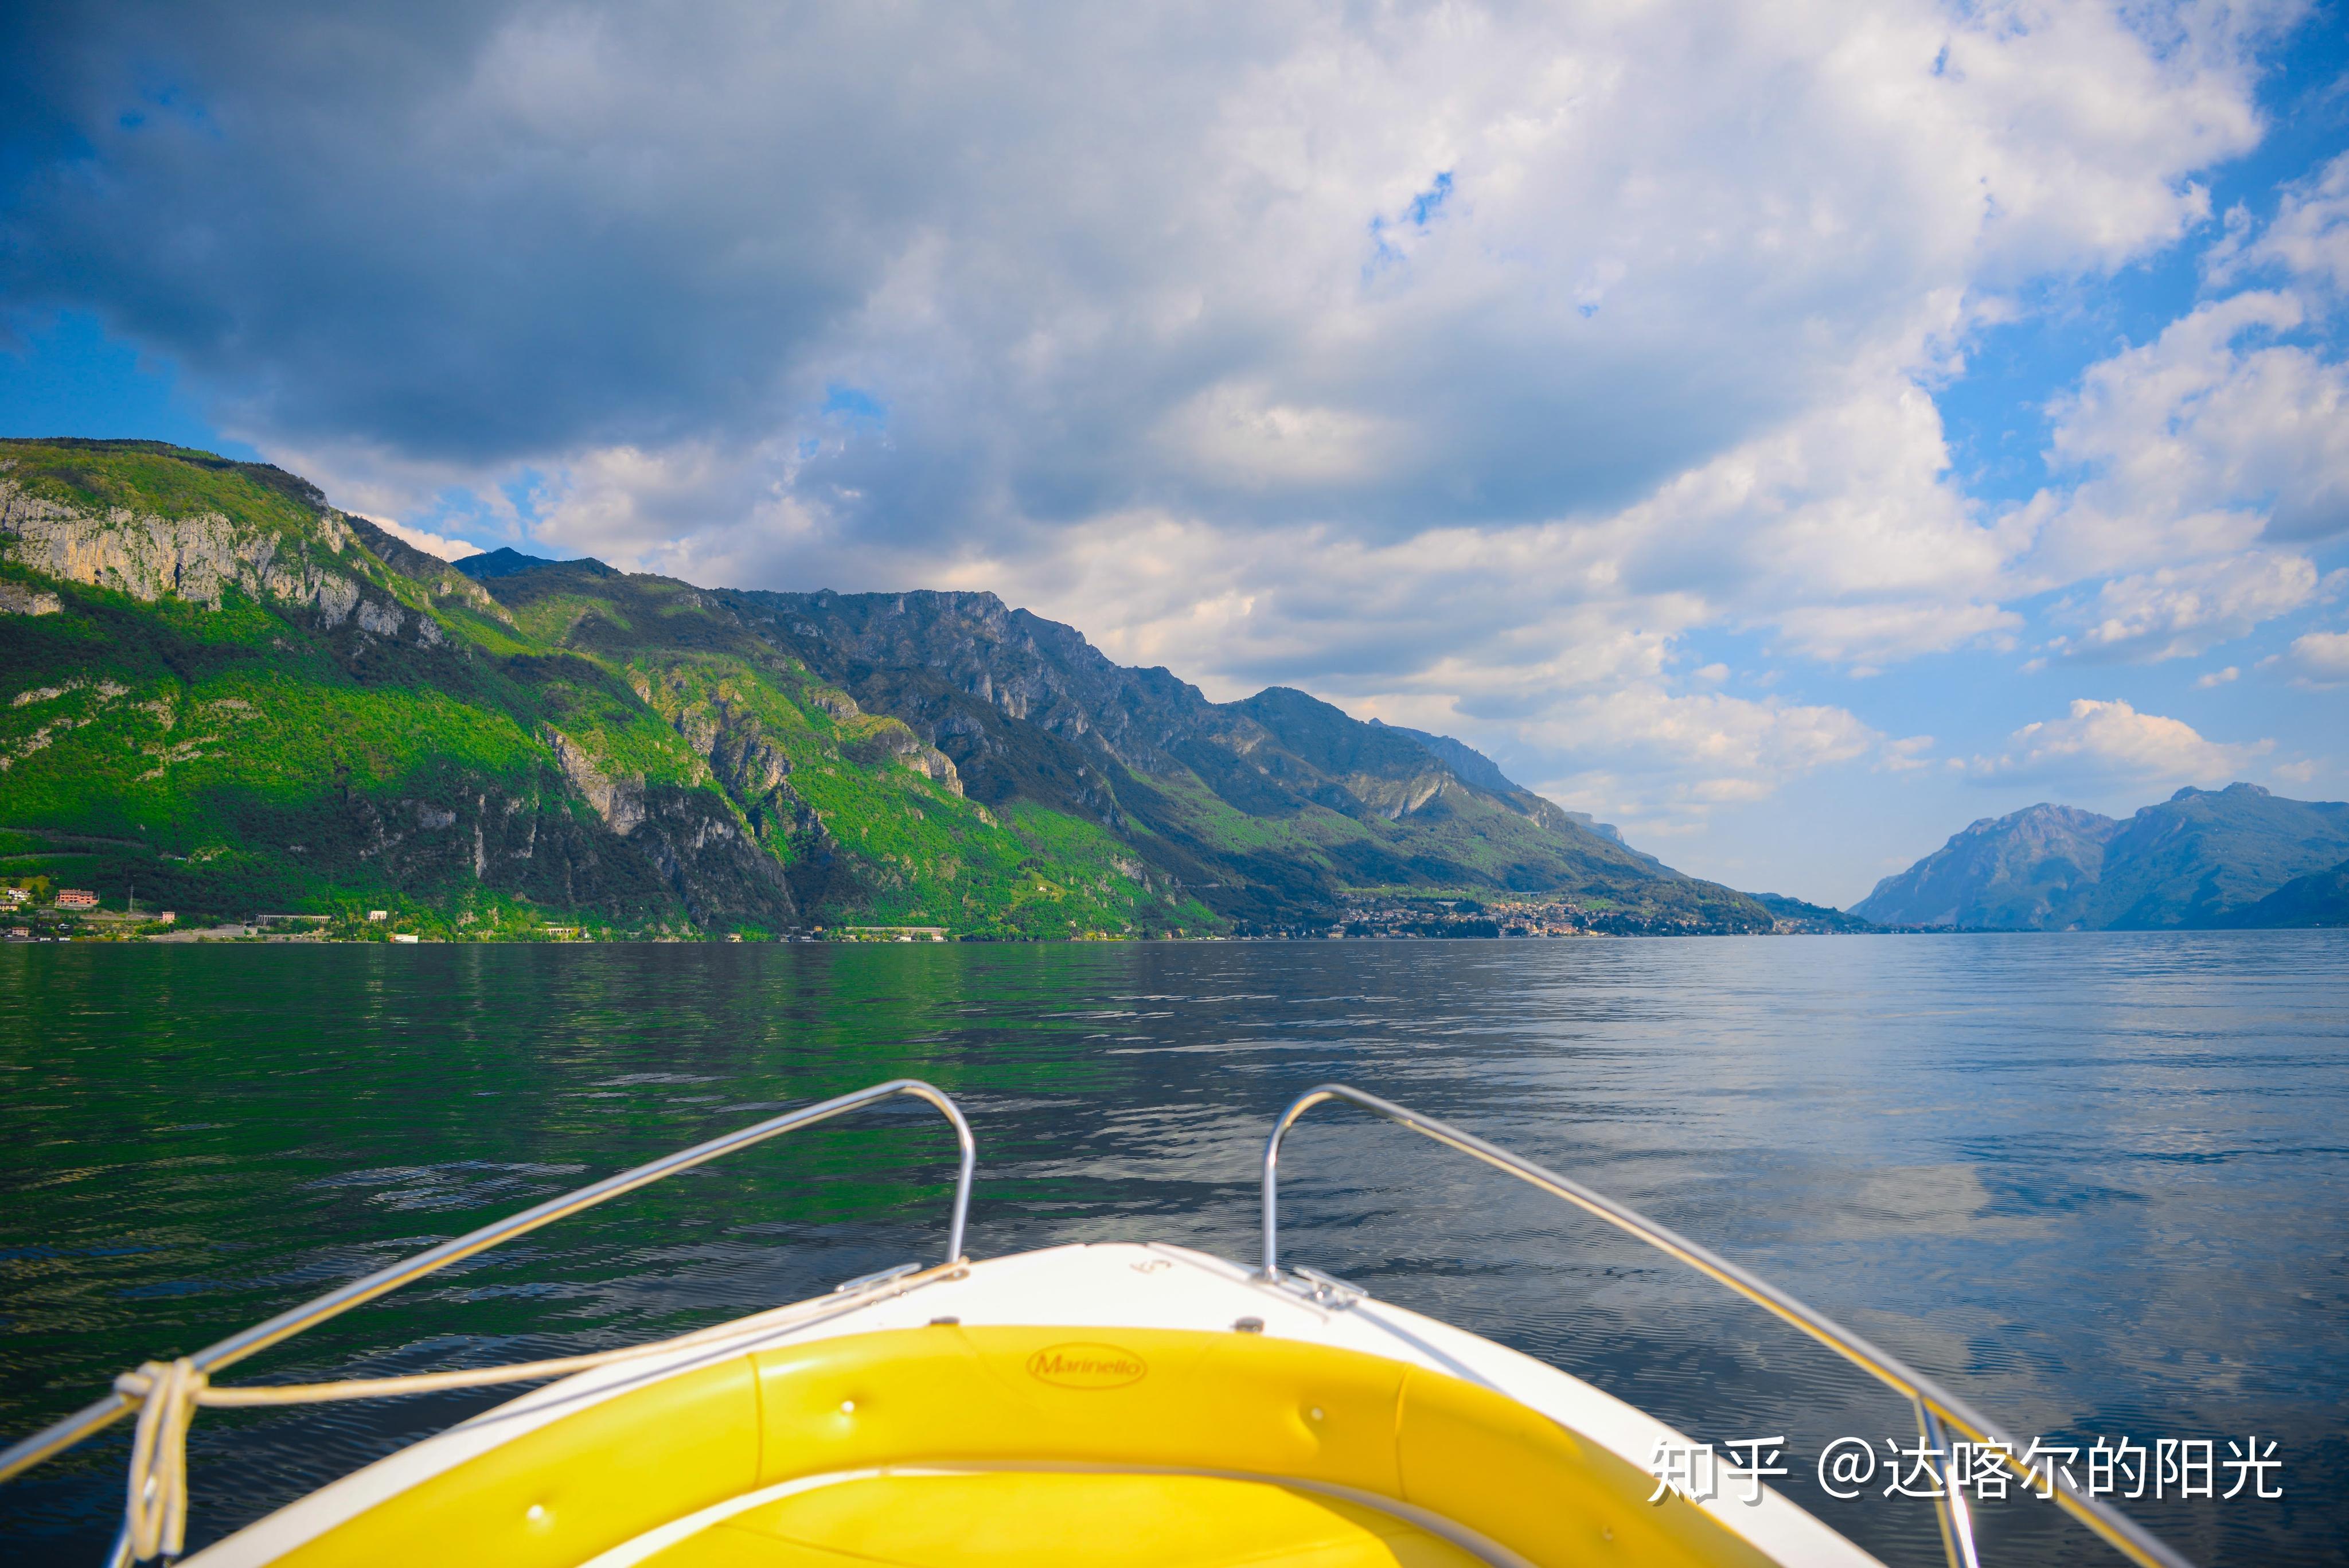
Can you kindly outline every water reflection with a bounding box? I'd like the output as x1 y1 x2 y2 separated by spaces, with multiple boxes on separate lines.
2 934 2342 1565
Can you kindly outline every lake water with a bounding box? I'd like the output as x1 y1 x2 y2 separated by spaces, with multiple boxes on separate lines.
2 934 2343 1566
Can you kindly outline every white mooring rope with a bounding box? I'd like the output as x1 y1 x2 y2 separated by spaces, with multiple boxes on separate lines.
114 1359 201 1563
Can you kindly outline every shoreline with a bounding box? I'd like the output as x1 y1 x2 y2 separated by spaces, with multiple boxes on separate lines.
5 923 2335 945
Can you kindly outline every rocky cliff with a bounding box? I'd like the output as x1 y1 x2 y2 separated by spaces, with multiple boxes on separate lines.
2 438 1767 935
719 587 1763 929
1851 803 2119 929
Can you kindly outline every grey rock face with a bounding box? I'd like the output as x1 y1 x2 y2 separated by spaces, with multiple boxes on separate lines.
625 786 799 928
544 728 646 837
329 774 795 928
1853 804 2118 928
0 480 445 653
738 590 1637 846
356 596 408 637
0 581 61 615
842 713 964 795
1371 720 1523 795
0 478 366 623
735 588 1217 778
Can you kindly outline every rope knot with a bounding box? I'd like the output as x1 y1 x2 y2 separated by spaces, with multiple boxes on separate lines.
112 1358 206 1562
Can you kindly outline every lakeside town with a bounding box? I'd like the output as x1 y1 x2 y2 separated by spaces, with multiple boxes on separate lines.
2 877 1875 943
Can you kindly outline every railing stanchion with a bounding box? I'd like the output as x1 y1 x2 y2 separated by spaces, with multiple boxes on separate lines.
1259 1082 2188 1568
0 1077 977 1493
1917 1397 1983 1568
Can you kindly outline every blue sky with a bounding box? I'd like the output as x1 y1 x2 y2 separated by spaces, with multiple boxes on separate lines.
5 1 2347 905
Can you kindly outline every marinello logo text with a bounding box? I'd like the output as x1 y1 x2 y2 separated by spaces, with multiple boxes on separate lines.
1024 1343 1149 1390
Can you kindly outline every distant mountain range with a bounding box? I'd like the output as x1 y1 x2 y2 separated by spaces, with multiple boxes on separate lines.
1852 784 2349 930
14 440 2337 941
0 438 1770 938
1749 892 1880 934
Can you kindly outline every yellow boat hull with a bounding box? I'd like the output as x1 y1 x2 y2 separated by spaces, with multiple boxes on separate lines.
267 1326 1773 1568
185 1243 1875 1567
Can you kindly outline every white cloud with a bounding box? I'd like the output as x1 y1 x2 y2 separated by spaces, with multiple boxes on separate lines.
1594 378 2025 664
2017 291 2349 583
363 513 481 562
1501 685 1883 839
530 438 836 584
2055 549 2330 662
2232 149 2349 295
1882 735 1936 772
2195 665 2239 688
15 1 2284 533
1970 697 2268 786
435 0 2313 765
2284 628 2349 685
1156 384 1405 489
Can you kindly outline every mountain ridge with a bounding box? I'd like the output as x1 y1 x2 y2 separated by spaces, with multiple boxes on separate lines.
1852 785 2349 929
454 545 609 580
0 439 1769 937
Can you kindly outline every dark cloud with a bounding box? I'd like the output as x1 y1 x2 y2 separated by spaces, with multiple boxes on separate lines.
4 0 1968 540
5 3 1098 458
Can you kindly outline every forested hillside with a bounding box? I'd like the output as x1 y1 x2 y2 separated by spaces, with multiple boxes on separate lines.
0 439 1769 938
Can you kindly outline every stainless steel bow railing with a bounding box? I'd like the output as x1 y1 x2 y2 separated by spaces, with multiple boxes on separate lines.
1259 1083 2192 1568
0 1078 975 1562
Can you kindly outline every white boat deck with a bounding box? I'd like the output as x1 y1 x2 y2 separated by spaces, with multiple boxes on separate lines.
192 1241 1882 1568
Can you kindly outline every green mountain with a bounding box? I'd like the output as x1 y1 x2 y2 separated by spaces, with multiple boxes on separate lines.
1848 803 2119 929
1368 719 1523 795
0 439 1769 938
1851 785 2349 930
1747 893 1878 933
2219 856 2349 928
